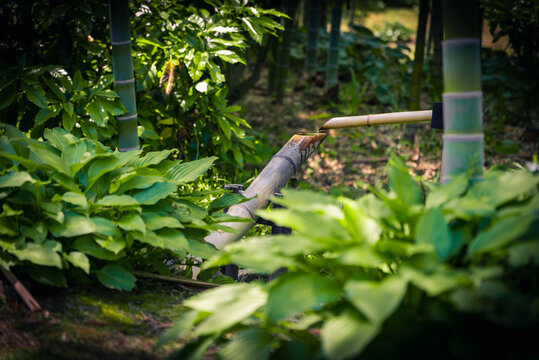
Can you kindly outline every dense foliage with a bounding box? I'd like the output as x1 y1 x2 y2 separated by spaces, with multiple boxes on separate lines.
160 156 539 359
0 0 284 177
0 124 248 290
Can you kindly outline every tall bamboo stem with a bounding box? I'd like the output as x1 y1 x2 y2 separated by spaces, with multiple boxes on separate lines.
441 0 483 183
305 0 321 76
430 0 443 102
326 0 343 91
275 0 300 103
108 0 139 151
409 0 430 110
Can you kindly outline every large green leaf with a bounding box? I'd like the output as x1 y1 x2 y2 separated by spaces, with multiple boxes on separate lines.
86 150 140 190
12 241 62 268
468 215 537 255
401 266 465 296
49 213 96 238
21 82 48 108
95 194 139 207
133 149 176 168
92 217 121 238
156 310 200 348
426 173 468 208
142 212 184 231
341 198 382 244
208 193 248 213
157 228 189 255
184 283 267 335
345 276 407 324
321 311 379 360
470 169 538 206
71 237 125 260
114 175 168 194
62 192 88 209
28 141 70 175
219 328 272 360
415 208 453 260
266 273 341 321
117 213 146 234
187 238 218 259
258 209 350 243
65 251 90 274
166 156 217 183
0 172 34 188
387 153 421 206
132 182 177 205
97 264 136 291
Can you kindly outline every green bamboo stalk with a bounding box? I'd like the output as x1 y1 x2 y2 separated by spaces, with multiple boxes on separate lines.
326 0 343 91
409 0 430 110
108 0 139 151
441 0 483 183
305 0 321 76
430 0 443 102
275 0 300 103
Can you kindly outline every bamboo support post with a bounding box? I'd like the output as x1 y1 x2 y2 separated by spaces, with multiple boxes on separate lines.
133 271 219 288
320 110 432 130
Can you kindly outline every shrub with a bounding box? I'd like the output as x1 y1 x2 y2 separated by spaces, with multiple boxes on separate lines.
160 154 539 359
0 124 243 290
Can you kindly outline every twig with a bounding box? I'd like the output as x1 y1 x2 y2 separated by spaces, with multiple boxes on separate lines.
133 271 220 289
1 268 41 312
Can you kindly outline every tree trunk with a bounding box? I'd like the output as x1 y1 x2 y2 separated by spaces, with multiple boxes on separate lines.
326 0 344 94
441 0 483 183
430 0 443 102
409 0 430 111
275 0 300 103
305 0 321 77
108 0 139 151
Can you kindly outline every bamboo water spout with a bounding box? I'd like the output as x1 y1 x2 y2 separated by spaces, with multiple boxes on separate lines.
204 108 440 251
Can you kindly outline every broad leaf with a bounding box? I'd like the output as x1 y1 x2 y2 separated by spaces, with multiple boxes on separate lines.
133 182 177 205
321 311 379 360
95 194 139 207
345 276 407 324
13 241 62 268
49 213 96 238
65 251 90 274
266 272 341 321
219 328 272 360
415 208 453 260
97 264 136 291
117 213 146 234
166 156 217 183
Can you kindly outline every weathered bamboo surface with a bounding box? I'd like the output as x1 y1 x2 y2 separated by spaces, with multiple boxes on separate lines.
320 110 432 129
205 132 327 249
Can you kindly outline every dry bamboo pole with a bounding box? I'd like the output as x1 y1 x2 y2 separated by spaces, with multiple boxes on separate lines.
1 268 41 312
205 132 327 250
320 110 432 130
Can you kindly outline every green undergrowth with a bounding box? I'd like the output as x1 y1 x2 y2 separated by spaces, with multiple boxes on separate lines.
160 155 539 359
0 124 249 290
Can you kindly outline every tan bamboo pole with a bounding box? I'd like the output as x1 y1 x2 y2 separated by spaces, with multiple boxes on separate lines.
320 110 432 130
205 132 327 250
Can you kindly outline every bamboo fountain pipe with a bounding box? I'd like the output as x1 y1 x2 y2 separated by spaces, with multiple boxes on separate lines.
204 109 437 251
320 110 432 130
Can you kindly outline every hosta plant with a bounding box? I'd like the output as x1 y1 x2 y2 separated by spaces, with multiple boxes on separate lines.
160 154 539 359
0 124 245 290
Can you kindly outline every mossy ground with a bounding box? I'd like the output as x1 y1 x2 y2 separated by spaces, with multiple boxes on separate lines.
0 279 195 359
